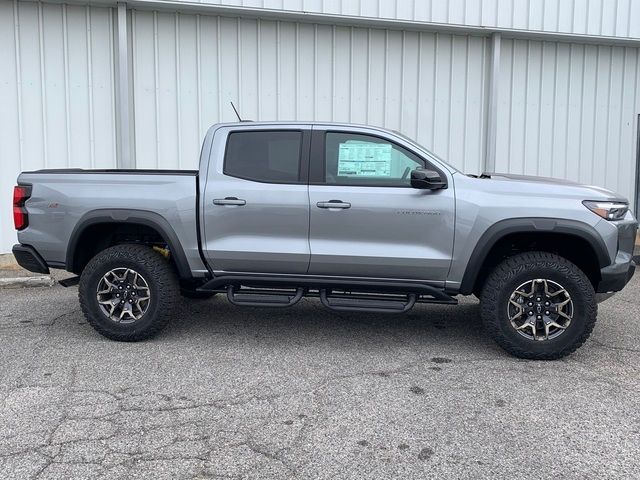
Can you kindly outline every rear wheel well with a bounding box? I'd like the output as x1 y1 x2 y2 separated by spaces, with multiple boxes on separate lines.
471 232 602 296
70 222 174 275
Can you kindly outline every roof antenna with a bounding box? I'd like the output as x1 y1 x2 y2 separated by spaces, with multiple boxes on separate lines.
230 101 243 122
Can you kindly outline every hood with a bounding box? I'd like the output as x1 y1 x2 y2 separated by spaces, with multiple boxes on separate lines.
479 172 626 202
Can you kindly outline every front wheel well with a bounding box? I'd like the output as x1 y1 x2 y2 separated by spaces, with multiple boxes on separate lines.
470 232 602 296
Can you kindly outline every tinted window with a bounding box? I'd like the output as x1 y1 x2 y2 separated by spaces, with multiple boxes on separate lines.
324 132 424 186
224 131 302 183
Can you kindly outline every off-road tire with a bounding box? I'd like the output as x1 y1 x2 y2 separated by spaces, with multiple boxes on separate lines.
480 251 597 360
79 244 179 341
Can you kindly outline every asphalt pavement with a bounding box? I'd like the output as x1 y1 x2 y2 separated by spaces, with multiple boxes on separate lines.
1 273 639 479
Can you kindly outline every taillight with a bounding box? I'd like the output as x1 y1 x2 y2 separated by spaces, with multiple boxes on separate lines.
13 185 32 230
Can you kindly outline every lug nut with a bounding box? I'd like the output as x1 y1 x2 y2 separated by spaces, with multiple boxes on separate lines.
545 310 549 315
536 297 541 301
528 311 533 316
537 315 542 319
116 294 120 297
545 301 550 306
528 302 533 307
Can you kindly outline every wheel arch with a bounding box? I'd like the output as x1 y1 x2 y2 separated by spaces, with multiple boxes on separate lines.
459 218 610 295
66 209 192 278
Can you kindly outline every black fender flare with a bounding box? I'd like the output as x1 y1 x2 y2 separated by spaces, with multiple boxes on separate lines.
459 218 610 295
66 209 192 278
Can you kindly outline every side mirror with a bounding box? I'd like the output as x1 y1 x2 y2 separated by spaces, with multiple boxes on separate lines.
410 168 447 190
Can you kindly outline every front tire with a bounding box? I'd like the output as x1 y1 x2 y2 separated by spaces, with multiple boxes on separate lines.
480 251 597 360
79 244 179 341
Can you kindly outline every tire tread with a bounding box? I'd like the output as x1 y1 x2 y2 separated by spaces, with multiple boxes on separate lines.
78 244 179 342
480 251 597 360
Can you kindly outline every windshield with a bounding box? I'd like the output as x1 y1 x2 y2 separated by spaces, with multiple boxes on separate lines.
390 130 461 174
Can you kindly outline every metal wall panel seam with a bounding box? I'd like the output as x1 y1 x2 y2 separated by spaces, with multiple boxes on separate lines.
383 29 388 126
109 7 117 165
399 30 405 133
603 46 614 186
37 2 48 168
175 12 182 168
257 18 262 119
484 32 500 173
590 47 600 182
116 2 133 168
462 35 469 173
549 42 559 178
216 16 222 120
415 30 421 140
348 26 353 122
13 0 24 171
237 17 242 114
313 23 318 120
450 35 457 162
295 21 299 119
130 8 137 161
634 49 640 213
153 10 160 166
63 4 71 167
275 20 280 119
430 32 437 149
534 41 543 176
615 47 626 190
562 43 572 180
577 45 586 182
196 14 202 137
330 24 334 121
86 5 96 168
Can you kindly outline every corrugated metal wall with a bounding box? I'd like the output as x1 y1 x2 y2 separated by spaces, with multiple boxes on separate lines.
0 0 118 252
130 11 489 172
495 39 640 199
164 0 640 39
1 1 639 254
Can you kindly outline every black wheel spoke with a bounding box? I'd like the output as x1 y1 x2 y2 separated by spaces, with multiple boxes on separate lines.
96 267 151 323
507 278 573 342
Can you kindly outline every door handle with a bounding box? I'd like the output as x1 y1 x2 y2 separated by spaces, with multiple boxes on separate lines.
213 197 246 206
316 200 351 209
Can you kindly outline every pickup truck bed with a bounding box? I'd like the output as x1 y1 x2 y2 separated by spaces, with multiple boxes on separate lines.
15 169 207 278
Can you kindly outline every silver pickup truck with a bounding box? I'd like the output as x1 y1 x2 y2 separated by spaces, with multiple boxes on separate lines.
12 122 637 359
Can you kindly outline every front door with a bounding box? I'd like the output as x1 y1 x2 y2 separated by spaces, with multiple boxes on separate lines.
202 126 311 274
307 128 455 282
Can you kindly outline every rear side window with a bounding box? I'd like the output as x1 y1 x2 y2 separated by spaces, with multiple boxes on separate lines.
224 131 303 183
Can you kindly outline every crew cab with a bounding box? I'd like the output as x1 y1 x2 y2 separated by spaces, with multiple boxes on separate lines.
12 122 637 359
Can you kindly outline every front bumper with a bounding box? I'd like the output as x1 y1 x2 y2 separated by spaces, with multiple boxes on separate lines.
597 260 635 293
595 218 637 293
12 244 50 274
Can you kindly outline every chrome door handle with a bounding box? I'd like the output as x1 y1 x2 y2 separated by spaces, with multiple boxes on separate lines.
316 200 351 209
213 197 246 206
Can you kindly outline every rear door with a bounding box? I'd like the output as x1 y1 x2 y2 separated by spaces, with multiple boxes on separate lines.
202 125 311 274
307 127 455 282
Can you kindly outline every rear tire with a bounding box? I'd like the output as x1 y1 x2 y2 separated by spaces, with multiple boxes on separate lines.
480 251 597 360
79 244 179 341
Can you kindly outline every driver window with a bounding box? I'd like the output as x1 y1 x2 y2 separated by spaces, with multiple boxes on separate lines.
324 132 424 186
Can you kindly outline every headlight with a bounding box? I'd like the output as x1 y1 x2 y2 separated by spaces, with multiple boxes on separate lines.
582 200 628 221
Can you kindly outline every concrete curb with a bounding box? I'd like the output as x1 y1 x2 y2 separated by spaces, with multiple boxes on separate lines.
0 276 56 289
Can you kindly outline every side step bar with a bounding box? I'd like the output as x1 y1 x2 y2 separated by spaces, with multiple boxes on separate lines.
226 286 304 308
320 290 417 313
198 273 457 313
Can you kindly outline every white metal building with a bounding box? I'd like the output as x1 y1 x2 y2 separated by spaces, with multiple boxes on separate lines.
2 0 640 253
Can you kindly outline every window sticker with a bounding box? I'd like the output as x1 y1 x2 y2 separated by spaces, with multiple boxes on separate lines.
337 142 392 177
